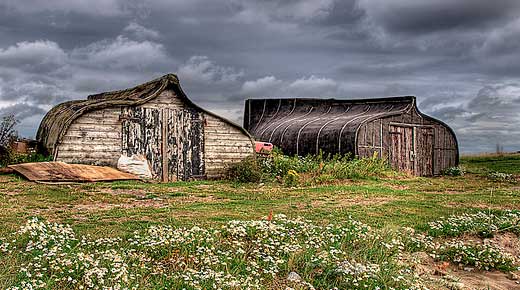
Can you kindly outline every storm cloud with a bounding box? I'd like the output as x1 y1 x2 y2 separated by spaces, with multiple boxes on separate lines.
0 0 519 153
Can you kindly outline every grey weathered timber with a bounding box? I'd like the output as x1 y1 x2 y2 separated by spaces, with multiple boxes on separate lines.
37 74 254 181
244 96 458 176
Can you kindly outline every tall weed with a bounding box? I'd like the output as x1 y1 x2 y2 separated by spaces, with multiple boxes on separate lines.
227 148 393 185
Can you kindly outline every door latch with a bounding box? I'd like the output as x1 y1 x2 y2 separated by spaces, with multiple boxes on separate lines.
410 151 416 161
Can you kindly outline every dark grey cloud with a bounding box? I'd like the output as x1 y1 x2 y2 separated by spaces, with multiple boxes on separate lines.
0 0 519 153
424 83 520 152
359 0 520 34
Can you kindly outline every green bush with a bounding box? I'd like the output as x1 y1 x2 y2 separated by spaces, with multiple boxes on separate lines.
442 166 465 176
228 149 392 185
0 145 10 167
226 156 262 183
259 148 325 178
327 152 390 180
10 152 52 164
283 169 300 187
1 151 52 167
487 172 516 183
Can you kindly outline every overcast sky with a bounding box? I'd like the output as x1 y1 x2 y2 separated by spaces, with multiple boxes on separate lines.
0 0 519 153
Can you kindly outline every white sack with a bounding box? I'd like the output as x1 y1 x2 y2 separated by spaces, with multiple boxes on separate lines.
117 154 153 179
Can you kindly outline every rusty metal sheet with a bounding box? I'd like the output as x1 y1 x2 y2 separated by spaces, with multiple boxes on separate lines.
8 162 139 182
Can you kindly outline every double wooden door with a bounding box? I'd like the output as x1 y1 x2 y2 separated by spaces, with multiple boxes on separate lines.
121 107 204 181
389 125 434 176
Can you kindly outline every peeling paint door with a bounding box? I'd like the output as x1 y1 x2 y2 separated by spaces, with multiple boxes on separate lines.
121 107 205 181
389 125 414 174
121 107 163 179
164 108 204 182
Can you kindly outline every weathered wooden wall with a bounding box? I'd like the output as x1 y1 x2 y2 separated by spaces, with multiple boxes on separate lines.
121 90 205 181
204 114 254 179
56 107 122 166
356 107 458 176
55 89 254 180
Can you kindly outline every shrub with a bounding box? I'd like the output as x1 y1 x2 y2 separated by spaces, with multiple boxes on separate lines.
261 150 391 184
427 210 520 238
487 172 516 183
283 169 300 187
259 149 325 178
0 145 10 167
442 166 465 176
0 151 52 167
10 152 52 164
440 242 516 271
226 156 262 183
327 152 390 180
227 149 392 185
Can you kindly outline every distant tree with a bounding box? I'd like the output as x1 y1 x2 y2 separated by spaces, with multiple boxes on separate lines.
0 114 19 147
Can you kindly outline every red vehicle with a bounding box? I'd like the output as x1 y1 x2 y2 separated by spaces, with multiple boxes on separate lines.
255 141 273 154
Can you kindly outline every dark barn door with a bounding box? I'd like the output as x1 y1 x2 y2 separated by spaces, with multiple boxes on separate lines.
389 125 434 176
122 107 204 181
415 127 434 176
389 125 414 174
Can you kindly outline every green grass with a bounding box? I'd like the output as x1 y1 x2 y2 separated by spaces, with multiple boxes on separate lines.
0 153 517 238
460 152 520 174
0 153 519 289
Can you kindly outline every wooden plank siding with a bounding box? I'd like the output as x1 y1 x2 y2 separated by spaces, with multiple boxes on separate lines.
356 106 457 176
56 107 122 166
54 89 254 180
204 114 254 179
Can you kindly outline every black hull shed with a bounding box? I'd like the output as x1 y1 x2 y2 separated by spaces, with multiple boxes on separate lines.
244 96 458 176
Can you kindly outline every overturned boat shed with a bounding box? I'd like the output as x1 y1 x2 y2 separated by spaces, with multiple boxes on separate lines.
37 74 255 181
244 96 458 176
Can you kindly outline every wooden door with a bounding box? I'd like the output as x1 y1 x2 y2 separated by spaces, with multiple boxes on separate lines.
165 108 204 181
415 127 434 176
121 107 163 179
122 107 205 181
389 125 414 174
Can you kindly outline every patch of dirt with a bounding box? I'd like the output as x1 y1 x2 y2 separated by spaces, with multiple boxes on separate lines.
74 199 167 211
174 195 231 204
487 232 520 259
389 185 409 190
454 270 520 290
382 183 409 190
424 190 466 195
0 175 13 182
409 233 520 290
408 251 520 290
73 194 230 212
444 202 517 210
310 196 394 208
0 188 24 196
100 188 149 198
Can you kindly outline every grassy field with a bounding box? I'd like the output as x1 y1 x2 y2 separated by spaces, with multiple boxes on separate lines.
461 152 520 174
0 153 519 289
